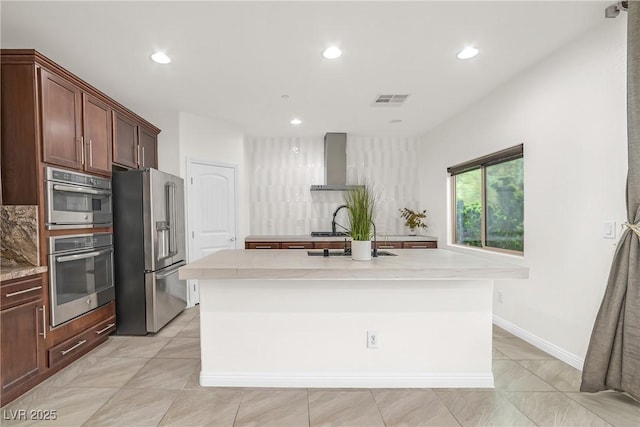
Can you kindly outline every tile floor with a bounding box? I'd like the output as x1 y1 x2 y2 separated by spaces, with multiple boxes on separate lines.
2 306 639 427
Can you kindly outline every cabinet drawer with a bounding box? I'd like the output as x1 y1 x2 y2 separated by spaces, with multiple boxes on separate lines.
246 242 281 249
375 241 403 249
313 242 347 250
91 315 116 338
1 275 44 310
402 241 437 249
280 242 314 249
48 315 115 367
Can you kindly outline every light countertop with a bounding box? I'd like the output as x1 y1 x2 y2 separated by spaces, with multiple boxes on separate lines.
180 248 528 281
1 264 48 282
245 234 437 242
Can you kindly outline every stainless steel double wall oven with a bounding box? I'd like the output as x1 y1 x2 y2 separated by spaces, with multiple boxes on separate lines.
45 167 115 327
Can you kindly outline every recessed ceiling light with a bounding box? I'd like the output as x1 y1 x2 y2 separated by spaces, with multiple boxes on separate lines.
322 46 342 59
456 46 479 60
281 94 290 100
151 52 171 64
290 118 302 125
390 119 403 124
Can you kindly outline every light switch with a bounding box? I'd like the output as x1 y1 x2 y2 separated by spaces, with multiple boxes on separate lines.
604 221 616 239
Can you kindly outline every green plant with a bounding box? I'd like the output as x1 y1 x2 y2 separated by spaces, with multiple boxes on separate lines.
399 208 427 230
344 186 376 241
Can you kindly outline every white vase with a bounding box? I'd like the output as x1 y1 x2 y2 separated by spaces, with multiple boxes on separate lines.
351 240 371 261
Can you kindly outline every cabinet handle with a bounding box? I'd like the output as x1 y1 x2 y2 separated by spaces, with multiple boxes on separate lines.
286 246 305 249
61 340 87 355
410 245 428 248
5 285 42 297
378 245 395 249
80 136 85 165
136 144 140 166
95 323 115 335
255 246 273 249
40 305 47 339
141 146 145 167
88 139 93 167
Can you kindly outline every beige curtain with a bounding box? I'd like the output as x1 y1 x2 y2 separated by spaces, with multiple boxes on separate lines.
581 2 640 400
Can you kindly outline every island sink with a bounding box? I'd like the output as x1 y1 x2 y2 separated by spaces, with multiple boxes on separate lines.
310 231 349 237
307 250 397 257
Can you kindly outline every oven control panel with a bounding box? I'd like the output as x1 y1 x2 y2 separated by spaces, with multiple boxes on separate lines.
49 233 113 254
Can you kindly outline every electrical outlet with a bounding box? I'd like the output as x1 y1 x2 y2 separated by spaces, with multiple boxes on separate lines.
497 290 504 304
367 330 378 349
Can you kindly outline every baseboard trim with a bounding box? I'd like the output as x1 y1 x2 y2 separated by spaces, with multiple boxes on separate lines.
200 371 494 388
493 315 584 370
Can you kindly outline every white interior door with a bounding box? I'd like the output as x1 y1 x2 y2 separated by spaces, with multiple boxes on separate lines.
187 160 237 306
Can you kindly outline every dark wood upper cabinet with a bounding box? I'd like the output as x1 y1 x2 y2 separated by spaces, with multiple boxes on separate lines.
138 126 158 169
82 94 112 175
112 111 139 169
40 69 82 170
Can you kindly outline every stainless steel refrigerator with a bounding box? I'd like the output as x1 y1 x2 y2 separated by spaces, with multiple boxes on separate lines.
113 168 187 334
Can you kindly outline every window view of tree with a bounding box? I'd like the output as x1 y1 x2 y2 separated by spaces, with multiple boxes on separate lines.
486 158 524 251
454 169 482 247
453 155 524 253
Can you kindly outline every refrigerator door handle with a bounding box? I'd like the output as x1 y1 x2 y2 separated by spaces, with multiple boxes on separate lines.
155 261 186 280
166 182 178 257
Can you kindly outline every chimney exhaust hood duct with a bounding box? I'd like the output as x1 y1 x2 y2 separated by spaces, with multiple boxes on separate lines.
311 133 363 191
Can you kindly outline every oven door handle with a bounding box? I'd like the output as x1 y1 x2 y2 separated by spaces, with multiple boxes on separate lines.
52 184 111 196
56 248 113 263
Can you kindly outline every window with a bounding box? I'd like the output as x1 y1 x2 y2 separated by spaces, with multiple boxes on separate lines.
449 145 524 254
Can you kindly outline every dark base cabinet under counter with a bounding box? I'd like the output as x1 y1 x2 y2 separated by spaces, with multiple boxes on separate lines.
245 236 437 250
0 274 116 406
0 274 46 406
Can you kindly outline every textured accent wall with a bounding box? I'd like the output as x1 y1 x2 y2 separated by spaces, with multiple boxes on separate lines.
246 135 422 236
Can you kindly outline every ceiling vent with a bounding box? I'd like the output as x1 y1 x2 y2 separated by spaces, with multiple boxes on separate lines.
372 94 410 107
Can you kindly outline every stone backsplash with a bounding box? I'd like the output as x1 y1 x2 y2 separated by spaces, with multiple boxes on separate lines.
1 205 39 267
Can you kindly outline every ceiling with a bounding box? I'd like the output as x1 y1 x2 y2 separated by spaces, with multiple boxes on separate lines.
1 1 610 136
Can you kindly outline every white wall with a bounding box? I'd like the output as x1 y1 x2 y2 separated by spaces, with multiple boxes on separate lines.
178 112 249 244
419 19 628 366
246 135 423 236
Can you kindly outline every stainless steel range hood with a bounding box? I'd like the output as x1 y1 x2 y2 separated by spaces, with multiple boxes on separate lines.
310 133 363 191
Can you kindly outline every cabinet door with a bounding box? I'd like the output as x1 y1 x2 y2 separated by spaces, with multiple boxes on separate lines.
0 299 44 395
40 69 82 169
112 111 138 168
83 94 112 175
138 126 158 169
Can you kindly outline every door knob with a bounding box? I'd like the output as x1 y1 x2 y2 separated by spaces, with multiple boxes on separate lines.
229 237 236 241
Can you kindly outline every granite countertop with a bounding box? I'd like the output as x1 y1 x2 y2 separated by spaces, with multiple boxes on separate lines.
1 264 48 282
180 248 528 281
245 234 438 242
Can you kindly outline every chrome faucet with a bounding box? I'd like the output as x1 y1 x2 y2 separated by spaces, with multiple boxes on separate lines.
332 204 348 235
371 220 378 257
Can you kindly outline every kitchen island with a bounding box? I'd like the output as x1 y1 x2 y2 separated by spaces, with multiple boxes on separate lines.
179 249 528 388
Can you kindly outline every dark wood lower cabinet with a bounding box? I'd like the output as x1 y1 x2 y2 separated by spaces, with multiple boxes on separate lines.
0 275 45 406
0 275 116 406
49 314 115 367
245 239 437 249
0 299 44 394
